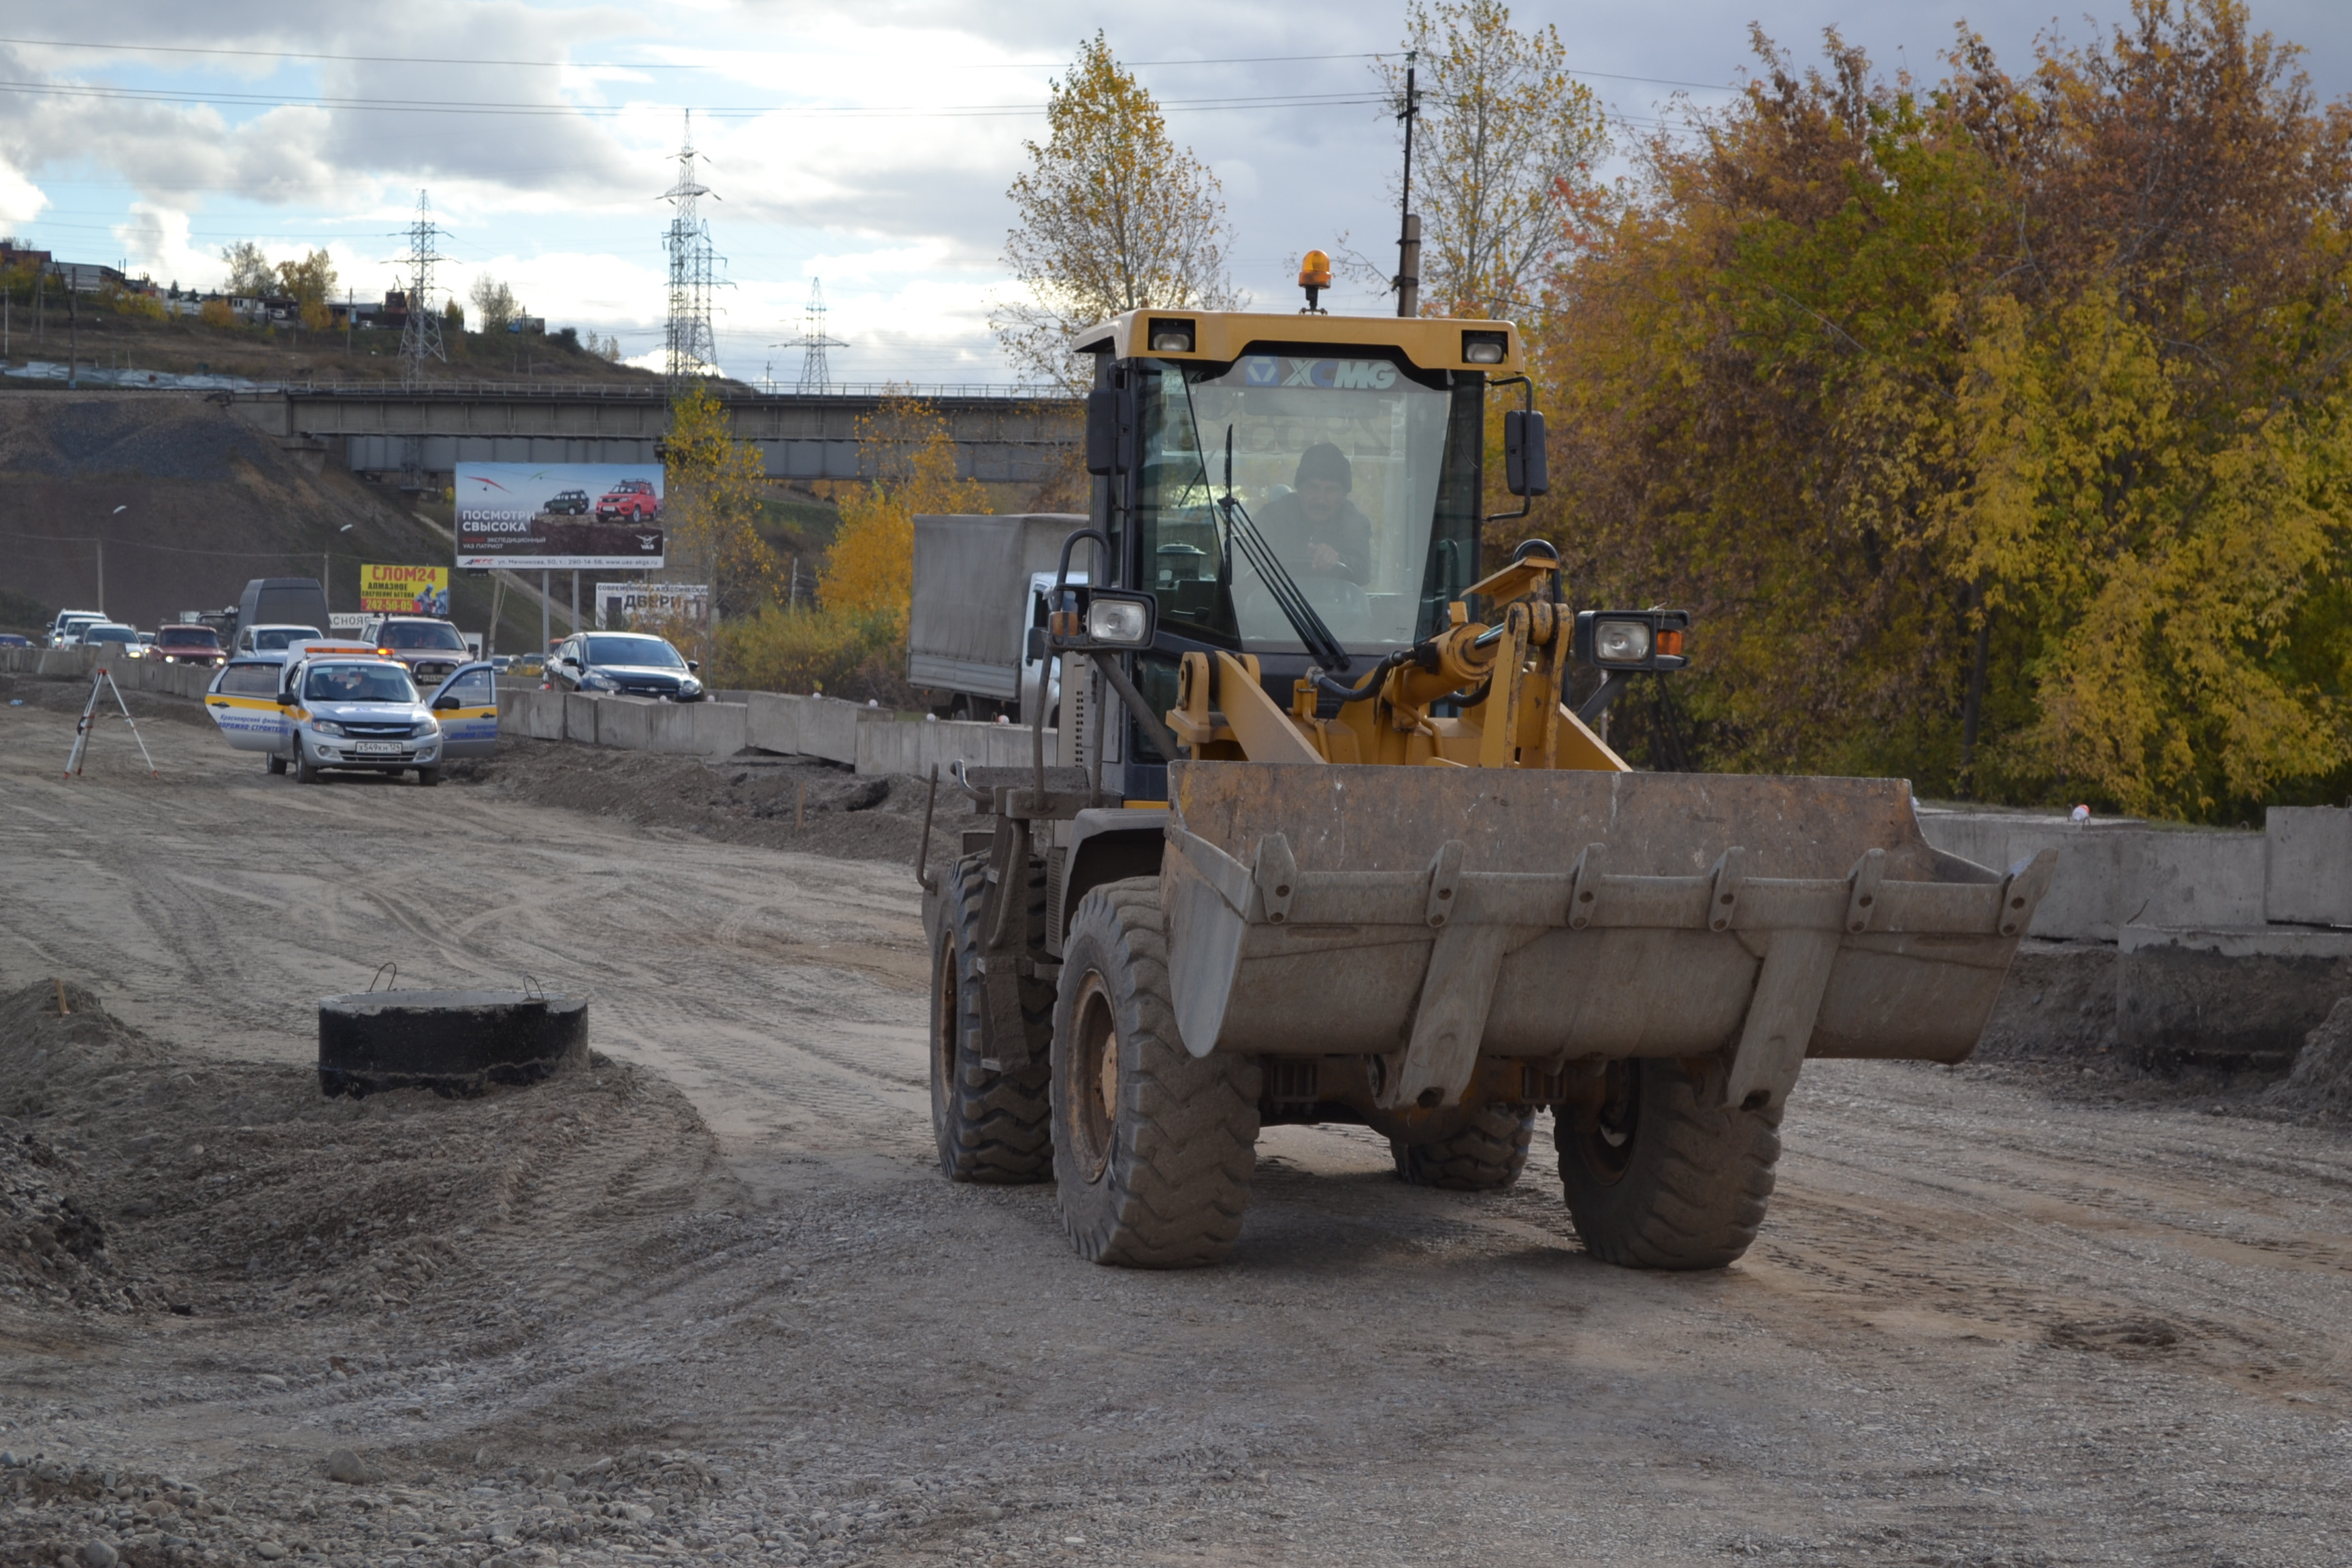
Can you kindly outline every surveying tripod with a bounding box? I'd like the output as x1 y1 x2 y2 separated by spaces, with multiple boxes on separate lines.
64 663 158 779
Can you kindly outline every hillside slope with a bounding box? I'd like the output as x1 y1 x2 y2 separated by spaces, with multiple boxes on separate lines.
0 391 539 647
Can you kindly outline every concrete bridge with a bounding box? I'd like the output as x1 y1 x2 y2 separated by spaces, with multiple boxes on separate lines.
225 382 1081 488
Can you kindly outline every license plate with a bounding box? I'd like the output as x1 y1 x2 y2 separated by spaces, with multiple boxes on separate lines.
353 742 404 756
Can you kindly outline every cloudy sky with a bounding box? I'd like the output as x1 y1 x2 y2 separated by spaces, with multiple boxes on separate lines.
2 1 2343 386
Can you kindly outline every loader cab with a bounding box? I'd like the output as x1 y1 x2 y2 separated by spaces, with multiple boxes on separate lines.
1071 309 1522 803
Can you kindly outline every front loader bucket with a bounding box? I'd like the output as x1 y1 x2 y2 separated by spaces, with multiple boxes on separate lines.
1159 762 2056 1114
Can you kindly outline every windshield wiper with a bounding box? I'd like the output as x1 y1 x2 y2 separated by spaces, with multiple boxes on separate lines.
1177 374 1352 674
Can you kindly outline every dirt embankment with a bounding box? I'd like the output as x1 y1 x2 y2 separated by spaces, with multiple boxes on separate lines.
0 979 759 1567
0 393 538 645
447 734 979 882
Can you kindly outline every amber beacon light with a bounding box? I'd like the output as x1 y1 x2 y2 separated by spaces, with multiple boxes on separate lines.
1298 248 1333 312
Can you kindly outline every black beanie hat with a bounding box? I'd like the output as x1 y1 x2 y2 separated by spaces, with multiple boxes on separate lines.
1294 442 1352 491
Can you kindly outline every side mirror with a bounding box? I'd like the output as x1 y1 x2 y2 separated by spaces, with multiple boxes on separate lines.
1085 384 1134 476
1503 409 1549 497
432 695 460 711
687 660 700 672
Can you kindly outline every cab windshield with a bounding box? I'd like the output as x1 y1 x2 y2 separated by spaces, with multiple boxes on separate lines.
304 664 419 704
1132 352 1482 654
250 626 322 651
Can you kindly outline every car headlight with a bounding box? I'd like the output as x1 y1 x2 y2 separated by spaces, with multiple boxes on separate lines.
311 720 346 737
581 671 618 691
678 677 702 695
413 721 440 738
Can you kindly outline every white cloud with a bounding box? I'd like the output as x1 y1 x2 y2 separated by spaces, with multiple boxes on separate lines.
0 161 47 233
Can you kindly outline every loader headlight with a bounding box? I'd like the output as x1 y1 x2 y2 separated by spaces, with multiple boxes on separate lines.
1592 619 1650 665
1086 597 1150 647
1573 609 1693 672
1148 318 1196 353
1045 585 1158 652
1462 330 1509 365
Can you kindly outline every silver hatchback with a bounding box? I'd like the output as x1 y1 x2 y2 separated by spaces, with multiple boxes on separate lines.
280 657 446 785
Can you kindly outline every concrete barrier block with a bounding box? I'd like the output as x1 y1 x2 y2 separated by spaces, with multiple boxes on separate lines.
1915 812 2264 941
563 692 601 745
644 701 698 754
745 691 805 755
691 701 747 757
2132 830 2266 930
598 696 657 751
798 698 868 764
2118 924 2352 1073
498 687 557 740
2266 806 2352 926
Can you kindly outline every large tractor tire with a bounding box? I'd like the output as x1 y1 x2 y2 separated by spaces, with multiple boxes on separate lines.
928 853 1052 1183
1052 880 1260 1267
1556 1058 1781 1269
1390 1105 1537 1191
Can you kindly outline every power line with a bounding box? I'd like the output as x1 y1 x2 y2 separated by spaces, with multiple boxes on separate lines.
0 78 1396 119
0 35 1400 71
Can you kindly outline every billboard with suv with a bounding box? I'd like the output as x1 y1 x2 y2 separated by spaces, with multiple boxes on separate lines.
455 463 666 570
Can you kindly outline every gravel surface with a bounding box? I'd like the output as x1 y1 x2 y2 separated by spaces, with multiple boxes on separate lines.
1 691 2350 1567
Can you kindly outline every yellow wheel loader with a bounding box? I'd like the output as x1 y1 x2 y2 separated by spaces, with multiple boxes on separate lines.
920 298 2055 1271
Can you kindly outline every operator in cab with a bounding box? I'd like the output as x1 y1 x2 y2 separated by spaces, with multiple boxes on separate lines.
1254 442 1373 585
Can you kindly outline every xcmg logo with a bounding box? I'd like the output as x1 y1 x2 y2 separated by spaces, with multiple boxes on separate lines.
1241 357 1399 391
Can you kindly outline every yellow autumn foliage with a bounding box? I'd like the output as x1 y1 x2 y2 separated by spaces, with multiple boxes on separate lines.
817 393 988 638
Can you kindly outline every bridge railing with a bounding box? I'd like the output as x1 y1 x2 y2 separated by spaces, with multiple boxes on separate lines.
231 379 1074 402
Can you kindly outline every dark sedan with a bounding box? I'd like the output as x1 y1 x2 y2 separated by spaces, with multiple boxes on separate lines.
551 632 705 701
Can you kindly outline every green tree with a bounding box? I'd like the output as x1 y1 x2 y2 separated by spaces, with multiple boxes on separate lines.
994 33 1236 391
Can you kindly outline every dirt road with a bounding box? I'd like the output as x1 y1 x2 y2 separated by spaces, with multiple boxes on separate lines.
3 683 2349 1568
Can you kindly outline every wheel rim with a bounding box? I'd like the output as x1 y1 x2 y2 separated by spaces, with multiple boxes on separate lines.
1066 970 1119 1181
1574 1060 1639 1186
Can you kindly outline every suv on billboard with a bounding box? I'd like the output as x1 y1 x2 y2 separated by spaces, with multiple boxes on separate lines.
545 489 591 516
595 478 661 521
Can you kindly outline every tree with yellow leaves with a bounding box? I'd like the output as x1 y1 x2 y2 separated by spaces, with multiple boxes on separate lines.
1384 0 1610 318
994 35 1237 391
275 248 338 333
819 393 989 636
662 384 776 642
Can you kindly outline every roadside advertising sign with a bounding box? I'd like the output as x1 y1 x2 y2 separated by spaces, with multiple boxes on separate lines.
455 461 666 570
360 564 451 616
596 583 710 630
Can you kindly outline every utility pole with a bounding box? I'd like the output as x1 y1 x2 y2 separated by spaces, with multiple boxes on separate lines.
661 112 723 393
99 505 125 613
68 276 78 387
774 278 848 393
395 191 449 387
1396 52 1422 319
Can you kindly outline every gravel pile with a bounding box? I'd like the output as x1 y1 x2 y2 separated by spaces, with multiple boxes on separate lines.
2264 995 2352 1120
0 395 270 480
